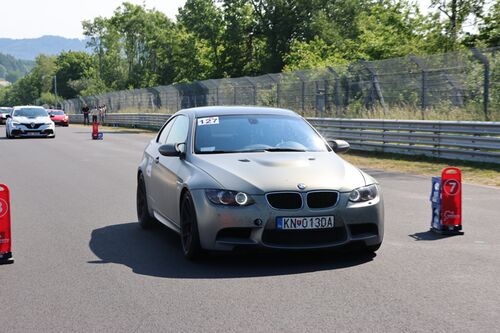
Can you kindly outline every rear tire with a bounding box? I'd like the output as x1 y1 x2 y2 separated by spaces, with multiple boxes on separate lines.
180 192 203 260
136 173 156 229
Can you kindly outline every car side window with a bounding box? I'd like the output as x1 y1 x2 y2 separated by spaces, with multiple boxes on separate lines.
165 115 189 145
157 117 176 144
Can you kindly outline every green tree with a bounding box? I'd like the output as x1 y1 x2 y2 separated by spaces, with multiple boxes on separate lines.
221 0 264 76
178 0 225 77
55 51 94 99
464 0 500 47
170 28 214 82
83 16 126 90
250 0 320 72
355 1 430 59
430 0 486 50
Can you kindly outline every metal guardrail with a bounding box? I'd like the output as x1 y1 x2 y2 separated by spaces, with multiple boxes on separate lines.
69 114 500 164
308 118 500 164
80 113 171 129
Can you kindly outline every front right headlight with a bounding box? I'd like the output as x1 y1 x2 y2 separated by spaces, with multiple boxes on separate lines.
11 122 20 126
349 184 379 202
205 189 255 206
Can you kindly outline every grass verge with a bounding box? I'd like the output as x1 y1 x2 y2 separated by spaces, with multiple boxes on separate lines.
342 151 500 187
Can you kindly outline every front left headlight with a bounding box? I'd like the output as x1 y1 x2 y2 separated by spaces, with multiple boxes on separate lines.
205 189 255 206
349 184 379 202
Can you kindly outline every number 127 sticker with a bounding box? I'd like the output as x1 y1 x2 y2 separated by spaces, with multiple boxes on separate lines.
197 117 219 126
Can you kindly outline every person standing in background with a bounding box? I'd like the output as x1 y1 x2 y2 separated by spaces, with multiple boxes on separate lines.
98 105 104 123
91 106 99 123
82 105 90 125
102 104 107 122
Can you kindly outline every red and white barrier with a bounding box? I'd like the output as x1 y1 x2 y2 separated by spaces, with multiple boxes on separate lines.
0 184 13 264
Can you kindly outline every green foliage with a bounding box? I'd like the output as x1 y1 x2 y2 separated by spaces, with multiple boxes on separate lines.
39 92 62 106
464 1 500 47
430 0 486 50
284 37 350 71
355 1 428 59
1 0 497 109
55 51 95 99
0 53 34 82
221 0 263 76
178 0 224 77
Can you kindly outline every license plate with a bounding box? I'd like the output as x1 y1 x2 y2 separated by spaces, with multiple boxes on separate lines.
27 132 38 136
277 216 335 230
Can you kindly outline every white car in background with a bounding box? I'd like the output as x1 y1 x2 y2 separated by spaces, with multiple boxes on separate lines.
5 106 55 138
0 107 12 125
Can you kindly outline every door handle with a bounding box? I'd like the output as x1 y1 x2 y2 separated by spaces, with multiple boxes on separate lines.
154 156 160 164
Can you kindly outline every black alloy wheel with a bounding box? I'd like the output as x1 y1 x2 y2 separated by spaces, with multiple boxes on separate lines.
137 174 156 229
180 192 203 259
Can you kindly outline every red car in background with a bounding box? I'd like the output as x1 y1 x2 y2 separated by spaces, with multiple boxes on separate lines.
48 110 69 126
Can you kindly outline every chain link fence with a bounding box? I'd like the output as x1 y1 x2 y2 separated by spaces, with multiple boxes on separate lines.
62 47 500 121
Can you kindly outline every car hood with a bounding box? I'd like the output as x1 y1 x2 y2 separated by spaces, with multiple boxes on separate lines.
51 115 66 120
12 116 51 124
191 152 368 194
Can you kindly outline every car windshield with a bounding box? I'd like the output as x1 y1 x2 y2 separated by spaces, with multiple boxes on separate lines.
13 108 48 117
194 115 329 154
0 108 12 114
51 111 65 115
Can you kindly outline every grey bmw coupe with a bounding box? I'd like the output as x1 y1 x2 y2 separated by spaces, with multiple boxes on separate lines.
137 106 383 259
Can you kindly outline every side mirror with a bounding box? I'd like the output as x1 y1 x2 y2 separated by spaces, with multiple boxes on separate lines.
5 114 11 119
158 143 185 157
328 140 350 153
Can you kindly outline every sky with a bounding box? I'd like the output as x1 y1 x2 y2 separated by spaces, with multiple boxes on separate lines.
0 0 434 40
0 0 187 39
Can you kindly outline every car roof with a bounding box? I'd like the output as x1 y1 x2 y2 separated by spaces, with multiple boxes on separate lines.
176 106 300 118
13 105 46 110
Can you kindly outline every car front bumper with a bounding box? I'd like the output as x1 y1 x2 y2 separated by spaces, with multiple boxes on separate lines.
10 124 55 137
190 189 384 251
53 120 69 126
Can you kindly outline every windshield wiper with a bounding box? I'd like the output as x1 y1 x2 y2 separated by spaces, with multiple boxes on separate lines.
264 148 306 152
197 150 238 154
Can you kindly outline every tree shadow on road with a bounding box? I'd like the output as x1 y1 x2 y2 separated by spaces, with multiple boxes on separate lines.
88 222 375 279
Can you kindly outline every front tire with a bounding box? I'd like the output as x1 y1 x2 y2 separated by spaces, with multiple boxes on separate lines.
136 173 156 229
180 192 203 260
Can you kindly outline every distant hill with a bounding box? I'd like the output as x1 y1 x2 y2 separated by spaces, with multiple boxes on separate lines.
0 35 88 61
0 52 34 82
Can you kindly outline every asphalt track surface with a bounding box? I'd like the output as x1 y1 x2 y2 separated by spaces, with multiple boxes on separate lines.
1 125 499 333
